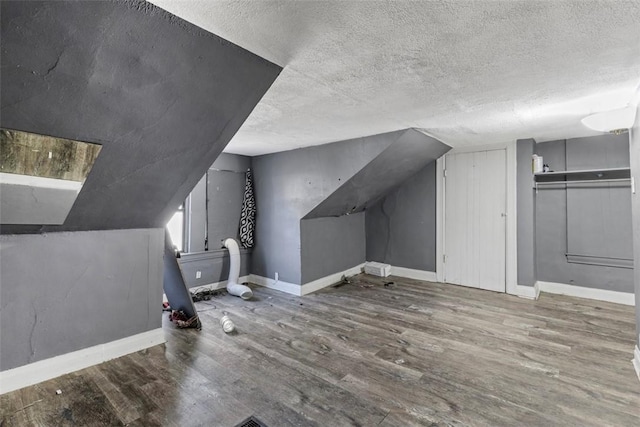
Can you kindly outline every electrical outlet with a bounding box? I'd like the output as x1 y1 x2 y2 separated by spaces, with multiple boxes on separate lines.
196 271 202 279
275 272 279 281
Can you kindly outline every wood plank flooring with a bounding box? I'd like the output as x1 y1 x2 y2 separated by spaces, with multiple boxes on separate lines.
2 274 639 426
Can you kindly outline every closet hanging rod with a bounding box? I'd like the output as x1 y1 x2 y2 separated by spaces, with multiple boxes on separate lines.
535 178 631 185
534 178 634 194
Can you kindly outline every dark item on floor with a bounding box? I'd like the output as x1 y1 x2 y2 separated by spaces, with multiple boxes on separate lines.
384 281 395 287
169 310 201 330
191 288 226 302
163 232 198 319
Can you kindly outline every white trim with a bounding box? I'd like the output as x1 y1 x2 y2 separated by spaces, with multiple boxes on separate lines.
633 345 640 383
535 281 635 306
534 281 541 299
0 172 82 191
249 264 366 296
390 266 437 282
505 140 518 296
438 141 517 295
249 274 302 296
436 157 445 283
0 328 165 395
514 284 538 299
300 263 365 295
189 275 250 292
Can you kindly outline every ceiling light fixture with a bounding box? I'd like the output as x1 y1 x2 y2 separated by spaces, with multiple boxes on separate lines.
581 105 636 135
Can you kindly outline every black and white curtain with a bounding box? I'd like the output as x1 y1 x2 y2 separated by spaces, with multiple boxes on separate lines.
239 169 256 248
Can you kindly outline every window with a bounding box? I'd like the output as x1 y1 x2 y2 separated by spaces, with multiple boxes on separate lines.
166 204 184 251
0 128 101 225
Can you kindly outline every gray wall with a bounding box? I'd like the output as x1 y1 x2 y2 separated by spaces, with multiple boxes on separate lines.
187 154 251 252
516 139 537 287
208 154 252 249
365 160 438 272
301 213 366 283
0 0 280 234
251 133 397 284
187 176 207 253
0 183 79 226
179 249 252 288
535 135 634 293
180 153 252 287
629 94 640 341
0 228 164 371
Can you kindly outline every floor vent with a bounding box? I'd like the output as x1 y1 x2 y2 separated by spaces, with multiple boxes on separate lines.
235 416 268 427
364 261 391 277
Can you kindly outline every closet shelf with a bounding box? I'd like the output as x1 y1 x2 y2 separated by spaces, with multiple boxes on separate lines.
533 167 633 193
533 167 630 179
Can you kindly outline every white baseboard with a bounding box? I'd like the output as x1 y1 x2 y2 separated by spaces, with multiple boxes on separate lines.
249 274 302 296
189 275 251 292
163 275 251 302
249 264 365 296
535 281 635 306
389 266 437 282
300 263 365 295
0 328 165 395
633 345 640 383
513 284 539 300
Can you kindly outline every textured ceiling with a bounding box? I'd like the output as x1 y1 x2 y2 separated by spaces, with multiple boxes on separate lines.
150 0 640 155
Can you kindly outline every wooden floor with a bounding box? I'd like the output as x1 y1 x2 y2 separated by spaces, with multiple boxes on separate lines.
2 274 639 426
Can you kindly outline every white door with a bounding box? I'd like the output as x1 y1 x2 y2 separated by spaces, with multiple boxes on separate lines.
444 149 506 292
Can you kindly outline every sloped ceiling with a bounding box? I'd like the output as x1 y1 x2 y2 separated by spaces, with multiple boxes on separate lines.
150 0 640 155
0 0 280 233
303 129 450 219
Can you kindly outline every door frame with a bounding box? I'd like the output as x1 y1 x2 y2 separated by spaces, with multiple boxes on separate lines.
436 140 521 297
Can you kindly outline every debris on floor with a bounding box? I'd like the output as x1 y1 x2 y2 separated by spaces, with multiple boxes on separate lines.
333 274 353 288
169 310 201 329
55 390 62 395
220 315 236 333
384 281 395 287
191 288 226 302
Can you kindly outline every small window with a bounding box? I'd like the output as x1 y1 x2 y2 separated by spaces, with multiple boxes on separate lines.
0 128 102 225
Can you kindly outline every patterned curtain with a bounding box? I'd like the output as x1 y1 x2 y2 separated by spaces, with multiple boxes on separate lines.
239 169 256 248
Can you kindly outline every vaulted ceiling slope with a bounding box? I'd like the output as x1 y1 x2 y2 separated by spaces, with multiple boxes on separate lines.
0 0 280 234
150 0 640 156
303 129 450 219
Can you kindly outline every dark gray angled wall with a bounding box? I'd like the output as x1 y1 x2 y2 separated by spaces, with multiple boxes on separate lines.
0 228 164 371
0 0 278 373
535 135 634 293
0 0 280 233
251 132 398 284
365 160 439 272
304 130 450 218
516 139 537 287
